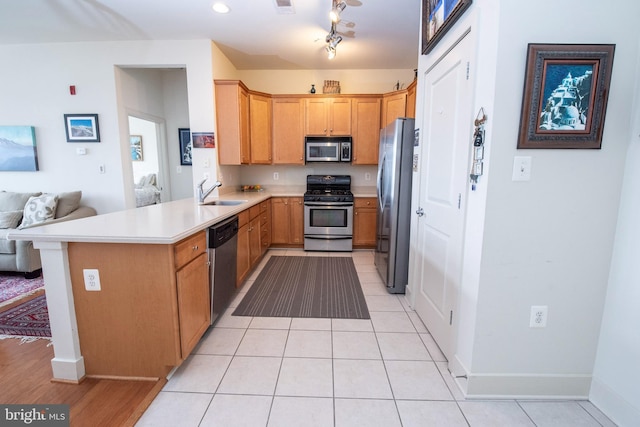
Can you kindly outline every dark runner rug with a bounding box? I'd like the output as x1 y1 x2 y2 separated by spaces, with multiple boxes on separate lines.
0 294 51 341
233 256 370 319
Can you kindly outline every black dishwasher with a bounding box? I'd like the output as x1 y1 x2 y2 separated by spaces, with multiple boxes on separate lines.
208 216 238 325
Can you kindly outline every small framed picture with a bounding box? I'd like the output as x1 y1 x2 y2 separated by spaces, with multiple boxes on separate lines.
517 43 615 149
179 128 192 166
64 114 100 142
130 135 143 161
192 132 215 149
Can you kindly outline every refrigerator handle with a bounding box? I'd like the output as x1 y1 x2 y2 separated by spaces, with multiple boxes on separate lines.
377 154 385 210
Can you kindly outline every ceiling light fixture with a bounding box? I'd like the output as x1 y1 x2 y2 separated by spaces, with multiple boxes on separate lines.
212 2 230 13
325 1 346 60
329 1 346 23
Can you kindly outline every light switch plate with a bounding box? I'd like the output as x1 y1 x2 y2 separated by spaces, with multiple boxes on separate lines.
512 156 532 181
83 269 101 291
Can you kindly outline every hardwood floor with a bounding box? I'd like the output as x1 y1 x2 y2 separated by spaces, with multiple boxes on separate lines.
0 338 164 426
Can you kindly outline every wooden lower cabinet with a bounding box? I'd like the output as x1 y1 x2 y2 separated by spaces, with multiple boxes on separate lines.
271 197 304 245
236 199 271 287
354 197 378 247
67 231 210 378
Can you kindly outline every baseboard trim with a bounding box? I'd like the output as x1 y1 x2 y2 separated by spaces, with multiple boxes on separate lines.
464 372 592 399
590 376 640 427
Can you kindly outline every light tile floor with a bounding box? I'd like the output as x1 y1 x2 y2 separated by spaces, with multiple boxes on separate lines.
137 249 616 427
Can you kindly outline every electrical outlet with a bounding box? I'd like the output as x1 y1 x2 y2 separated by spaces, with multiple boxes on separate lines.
273 172 279 181
365 172 371 181
203 172 210 181
99 164 106 174
529 305 548 328
83 269 101 291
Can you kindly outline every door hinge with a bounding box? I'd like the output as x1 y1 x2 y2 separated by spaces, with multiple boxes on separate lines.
450 310 453 325
457 193 461 209
466 62 470 80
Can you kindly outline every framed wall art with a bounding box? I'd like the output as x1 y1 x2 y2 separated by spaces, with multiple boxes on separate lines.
422 0 472 54
178 128 192 166
517 43 615 149
130 135 143 161
0 126 39 171
64 114 100 142
192 132 215 149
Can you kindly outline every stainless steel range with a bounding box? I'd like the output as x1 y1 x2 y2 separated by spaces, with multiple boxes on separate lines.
304 175 354 252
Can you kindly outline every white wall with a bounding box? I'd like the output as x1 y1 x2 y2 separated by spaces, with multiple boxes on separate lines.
412 0 640 406
0 40 217 214
590 57 640 425
239 69 415 95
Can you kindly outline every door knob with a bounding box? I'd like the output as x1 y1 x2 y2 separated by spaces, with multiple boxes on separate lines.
416 208 425 217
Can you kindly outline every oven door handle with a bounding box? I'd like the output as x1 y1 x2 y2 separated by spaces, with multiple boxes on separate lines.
304 202 354 207
304 235 353 240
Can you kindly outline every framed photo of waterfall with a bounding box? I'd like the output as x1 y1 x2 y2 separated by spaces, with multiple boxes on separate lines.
517 44 615 149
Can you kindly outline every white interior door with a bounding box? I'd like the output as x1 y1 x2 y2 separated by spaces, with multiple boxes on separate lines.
412 34 473 361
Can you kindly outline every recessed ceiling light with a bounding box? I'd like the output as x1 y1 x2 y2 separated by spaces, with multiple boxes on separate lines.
212 3 230 13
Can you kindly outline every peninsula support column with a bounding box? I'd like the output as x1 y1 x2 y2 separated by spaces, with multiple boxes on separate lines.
34 241 85 382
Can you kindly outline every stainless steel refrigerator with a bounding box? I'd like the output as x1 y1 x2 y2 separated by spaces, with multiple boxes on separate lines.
375 117 415 294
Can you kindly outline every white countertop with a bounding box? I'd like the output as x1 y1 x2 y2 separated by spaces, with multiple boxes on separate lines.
8 189 378 245
8 192 272 245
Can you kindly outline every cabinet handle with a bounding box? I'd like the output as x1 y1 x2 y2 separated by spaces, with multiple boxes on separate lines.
192 245 199 251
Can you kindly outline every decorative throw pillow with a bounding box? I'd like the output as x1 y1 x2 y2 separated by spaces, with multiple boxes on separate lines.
18 194 59 229
0 210 23 229
55 191 82 218
0 191 42 212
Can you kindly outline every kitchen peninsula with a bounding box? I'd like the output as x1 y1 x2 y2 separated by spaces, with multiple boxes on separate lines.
8 192 272 383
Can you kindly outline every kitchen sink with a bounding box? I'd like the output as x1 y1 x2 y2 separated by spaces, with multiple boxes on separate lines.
202 199 247 206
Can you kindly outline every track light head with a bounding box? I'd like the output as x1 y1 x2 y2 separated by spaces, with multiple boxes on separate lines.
330 1 346 23
326 45 337 60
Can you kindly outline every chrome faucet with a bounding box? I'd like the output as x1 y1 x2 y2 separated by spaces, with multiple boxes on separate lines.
196 178 222 204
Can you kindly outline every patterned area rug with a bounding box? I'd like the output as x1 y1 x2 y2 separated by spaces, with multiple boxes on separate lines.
0 294 51 341
233 256 370 319
0 274 44 308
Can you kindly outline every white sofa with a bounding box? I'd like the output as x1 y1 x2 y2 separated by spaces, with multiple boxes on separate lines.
0 191 96 278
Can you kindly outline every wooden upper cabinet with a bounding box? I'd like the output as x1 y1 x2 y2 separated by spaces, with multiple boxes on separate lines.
406 80 417 119
304 97 351 136
351 96 381 165
215 80 250 165
249 92 272 164
272 98 305 164
382 90 408 128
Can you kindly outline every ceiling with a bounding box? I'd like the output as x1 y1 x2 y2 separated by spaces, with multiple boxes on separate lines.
0 0 421 70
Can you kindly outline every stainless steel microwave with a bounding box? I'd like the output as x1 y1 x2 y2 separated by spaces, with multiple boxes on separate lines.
305 136 352 163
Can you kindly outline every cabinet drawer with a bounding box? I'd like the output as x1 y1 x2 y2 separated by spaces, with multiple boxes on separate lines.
249 204 261 219
174 231 206 269
238 209 250 228
260 200 269 212
355 197 377 208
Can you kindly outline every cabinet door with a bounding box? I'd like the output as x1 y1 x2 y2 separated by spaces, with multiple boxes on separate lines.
382 91 408 128
354 198 378 247
249 217 262 265
406 80 417 119
215 80 250 165
305 98 329 135
273 98 305 164
237 222 251 287
352 97 381 165
176 252 210 358
270 197 291 244
249 93 272 164
290 198 304 244
329 98 352 135
260 199 271 254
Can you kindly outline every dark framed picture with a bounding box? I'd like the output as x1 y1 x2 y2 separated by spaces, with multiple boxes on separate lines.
178 128 192 166
517 44 615 149
64 114 100 142
192 132 215 149
422 0 472 55
130 135 143 161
